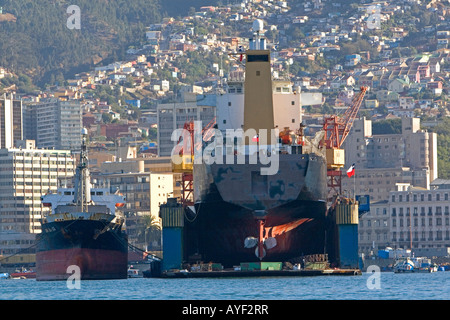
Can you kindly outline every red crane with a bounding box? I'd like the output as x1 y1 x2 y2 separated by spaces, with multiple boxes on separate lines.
322 87 367 201
173 117 216 207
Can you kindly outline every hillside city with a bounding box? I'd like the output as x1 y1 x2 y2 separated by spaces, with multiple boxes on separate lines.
0 0 449 265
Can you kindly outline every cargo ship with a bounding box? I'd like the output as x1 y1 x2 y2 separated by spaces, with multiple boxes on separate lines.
182 21 329 267
36 129 128 281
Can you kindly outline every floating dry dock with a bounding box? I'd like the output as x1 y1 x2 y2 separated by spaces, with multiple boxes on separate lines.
155 261 362 278
159 268 362 278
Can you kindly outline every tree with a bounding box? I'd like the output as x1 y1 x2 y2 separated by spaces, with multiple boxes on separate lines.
102 112 113 124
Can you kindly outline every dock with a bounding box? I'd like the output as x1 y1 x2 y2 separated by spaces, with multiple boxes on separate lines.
157 268 362 278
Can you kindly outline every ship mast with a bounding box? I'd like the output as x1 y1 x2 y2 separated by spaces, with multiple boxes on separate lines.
73 128 91 212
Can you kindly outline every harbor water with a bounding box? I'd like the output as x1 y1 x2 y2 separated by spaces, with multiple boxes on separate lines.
1 272 448 300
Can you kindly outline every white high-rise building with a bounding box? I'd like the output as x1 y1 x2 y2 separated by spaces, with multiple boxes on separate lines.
157 99 216 157
23 99 82 151
0 94 22 149
0 140 75 255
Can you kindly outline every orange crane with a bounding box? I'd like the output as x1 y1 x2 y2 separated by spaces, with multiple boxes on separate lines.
172 117 216 206
322 86 367 201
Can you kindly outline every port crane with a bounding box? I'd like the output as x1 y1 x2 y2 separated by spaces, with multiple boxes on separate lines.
172 117 216 207
322 86 367 202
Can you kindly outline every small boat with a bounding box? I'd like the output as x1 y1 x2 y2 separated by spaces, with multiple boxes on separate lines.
393 257 437 273
393 258 414 273
10 269 36 279
0 273 10 279
127 266 140 278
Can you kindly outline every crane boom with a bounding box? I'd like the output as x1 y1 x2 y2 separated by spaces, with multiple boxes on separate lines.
322 86 367 202
323 86 367 149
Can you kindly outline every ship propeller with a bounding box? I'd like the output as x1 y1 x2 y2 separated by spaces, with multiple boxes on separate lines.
264 237 277 250
245 218 313 259
244 236 277 259
255 247 266 259
244 236 258 249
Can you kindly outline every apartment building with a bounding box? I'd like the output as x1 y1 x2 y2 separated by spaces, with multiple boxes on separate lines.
92 160 175 250
157 98 216 157
358 181 450 256
342 117 438 201
0 94 22 149
23 99 82 151
0 140 75 255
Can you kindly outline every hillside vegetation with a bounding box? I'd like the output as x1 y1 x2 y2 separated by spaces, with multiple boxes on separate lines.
0 0 161 87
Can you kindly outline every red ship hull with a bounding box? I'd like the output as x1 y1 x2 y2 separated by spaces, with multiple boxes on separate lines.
36 219 128 281
36 248 127 281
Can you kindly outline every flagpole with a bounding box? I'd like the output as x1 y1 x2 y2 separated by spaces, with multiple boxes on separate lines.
353 171 356 201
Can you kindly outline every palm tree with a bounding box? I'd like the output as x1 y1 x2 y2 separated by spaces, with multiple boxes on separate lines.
143 214 162 251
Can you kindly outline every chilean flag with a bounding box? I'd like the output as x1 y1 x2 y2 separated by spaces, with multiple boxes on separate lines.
346 164 355 178
252 134 259 142
238 46 244 62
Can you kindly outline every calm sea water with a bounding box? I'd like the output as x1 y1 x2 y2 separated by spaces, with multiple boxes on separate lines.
0 272 448 300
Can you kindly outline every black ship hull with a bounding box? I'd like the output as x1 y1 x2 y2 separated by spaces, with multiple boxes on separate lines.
36 219 128 281
185 153 329 267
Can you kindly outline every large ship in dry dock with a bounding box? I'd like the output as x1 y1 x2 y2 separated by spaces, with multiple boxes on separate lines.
181 21 330 268
36 129 128 281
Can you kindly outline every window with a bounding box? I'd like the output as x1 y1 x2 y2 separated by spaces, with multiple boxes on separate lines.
256 71 261 76
291 101 295 105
